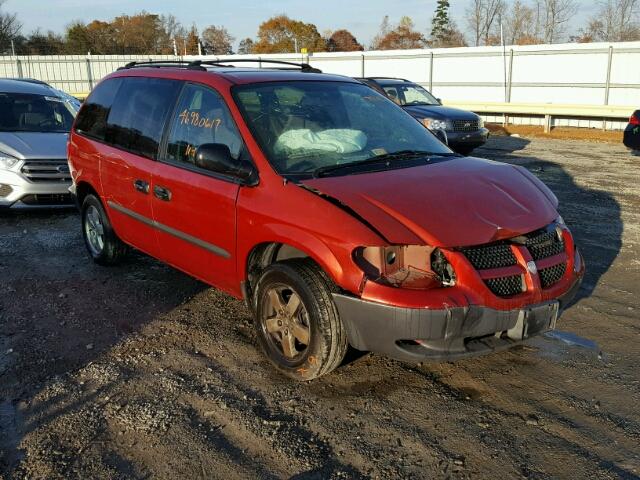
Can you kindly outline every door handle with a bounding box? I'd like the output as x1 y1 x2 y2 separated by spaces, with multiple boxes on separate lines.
133 179 149 193
133 179 149 194
154 185 172 201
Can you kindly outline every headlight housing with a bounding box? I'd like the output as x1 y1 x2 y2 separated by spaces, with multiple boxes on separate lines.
354 245 455 290
0 153 20 171
478 117 485 128
421 118 448 131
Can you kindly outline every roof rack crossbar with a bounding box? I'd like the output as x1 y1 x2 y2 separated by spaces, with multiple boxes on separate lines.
118 58 322 73
118 60 206 71
189 58 321 73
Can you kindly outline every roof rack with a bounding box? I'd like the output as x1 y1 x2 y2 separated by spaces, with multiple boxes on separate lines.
366 77 411 82
118 58 322 73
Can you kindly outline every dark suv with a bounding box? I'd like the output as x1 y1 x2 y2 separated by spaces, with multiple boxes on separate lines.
358 77 489 155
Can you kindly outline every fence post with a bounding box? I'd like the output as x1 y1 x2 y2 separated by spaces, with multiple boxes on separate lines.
360 54 365 77
15 57 22 78
507 49 514 103
429 51 434 92
86 57 94 91
603 45 614 131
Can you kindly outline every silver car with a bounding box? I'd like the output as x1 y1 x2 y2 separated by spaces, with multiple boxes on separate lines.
0 79 79 209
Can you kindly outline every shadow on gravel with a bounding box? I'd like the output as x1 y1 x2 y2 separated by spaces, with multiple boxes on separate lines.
475 137 623 305
0 209 207 476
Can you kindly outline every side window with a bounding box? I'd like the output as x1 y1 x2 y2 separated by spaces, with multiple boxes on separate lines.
166 83 243 167
105 77 181 160
74 78 122 141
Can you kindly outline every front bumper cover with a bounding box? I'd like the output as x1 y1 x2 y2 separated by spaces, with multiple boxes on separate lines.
333 277 581 363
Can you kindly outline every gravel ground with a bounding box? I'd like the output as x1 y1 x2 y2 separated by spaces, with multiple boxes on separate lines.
1 135 639 479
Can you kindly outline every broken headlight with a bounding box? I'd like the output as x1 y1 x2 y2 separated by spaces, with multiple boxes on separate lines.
354 246 456 290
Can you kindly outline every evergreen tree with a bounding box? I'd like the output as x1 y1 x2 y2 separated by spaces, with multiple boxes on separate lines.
431 0 452 43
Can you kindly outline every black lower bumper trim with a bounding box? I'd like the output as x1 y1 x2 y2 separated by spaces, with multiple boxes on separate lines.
333 278 581 363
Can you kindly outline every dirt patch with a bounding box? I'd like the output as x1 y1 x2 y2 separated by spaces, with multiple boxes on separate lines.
1 136 639 478
487 123 625 143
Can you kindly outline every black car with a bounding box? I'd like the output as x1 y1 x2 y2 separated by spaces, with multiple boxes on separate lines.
623 110 640 153
358 77 489 155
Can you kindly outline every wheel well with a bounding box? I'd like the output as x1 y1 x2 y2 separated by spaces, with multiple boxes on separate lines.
76 182 99 208
244 243 311 306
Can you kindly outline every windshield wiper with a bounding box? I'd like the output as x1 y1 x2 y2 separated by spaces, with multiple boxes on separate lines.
313 150 455 178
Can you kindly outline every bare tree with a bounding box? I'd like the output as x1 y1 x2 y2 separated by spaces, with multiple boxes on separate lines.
0 0 21 52
585 0 640 41
537 0 577 43
466 0 505 46
504 0 539 44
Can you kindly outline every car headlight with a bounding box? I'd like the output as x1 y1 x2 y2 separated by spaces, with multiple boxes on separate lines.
421 118 448 130
478 117 485 128
354 246 455 290
0 153 20 171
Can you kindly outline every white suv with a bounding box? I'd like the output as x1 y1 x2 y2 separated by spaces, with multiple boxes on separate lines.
0 79 78 209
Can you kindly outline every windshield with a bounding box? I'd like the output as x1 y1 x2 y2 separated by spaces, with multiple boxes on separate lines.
233 81 451 177
382 83 440 106
0 93 77 133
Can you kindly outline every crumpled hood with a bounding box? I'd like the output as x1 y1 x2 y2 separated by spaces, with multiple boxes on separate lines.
302 156 559 247
0 132 69 160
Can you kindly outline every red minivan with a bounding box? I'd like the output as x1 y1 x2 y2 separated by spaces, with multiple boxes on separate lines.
68 60 584 380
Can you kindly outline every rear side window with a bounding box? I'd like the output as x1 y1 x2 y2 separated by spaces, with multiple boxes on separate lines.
74 78 122 141
105 77 181 160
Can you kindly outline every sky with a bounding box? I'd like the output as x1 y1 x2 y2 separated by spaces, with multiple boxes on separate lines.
7 0 599 48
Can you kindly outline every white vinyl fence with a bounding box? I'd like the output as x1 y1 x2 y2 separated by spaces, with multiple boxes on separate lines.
0 41 637 130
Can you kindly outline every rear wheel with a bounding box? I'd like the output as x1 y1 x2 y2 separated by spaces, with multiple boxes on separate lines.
253 258 348 381
81 194 128 265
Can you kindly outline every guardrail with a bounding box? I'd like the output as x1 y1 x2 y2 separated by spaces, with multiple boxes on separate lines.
443 101 635 132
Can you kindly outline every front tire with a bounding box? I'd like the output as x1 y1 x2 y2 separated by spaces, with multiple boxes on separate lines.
81 194 128 266
253 258 348 381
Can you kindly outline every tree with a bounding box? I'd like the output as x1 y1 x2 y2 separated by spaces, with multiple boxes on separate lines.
238 37 255 54
466 0 505 46
425 1 467 48
504 0 540 45
202 25 234 55
373 16 427 50
184 25 200 55
21 29 65 55
0 0 21 53
538 0 577 43
432 0 452 41
577 0 639 42
254 15 326 53
370 15 391 49
327 29 363 52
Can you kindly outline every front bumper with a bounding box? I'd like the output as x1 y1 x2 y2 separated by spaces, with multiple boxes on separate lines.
333 276 581 363
0 168 73 209
446 128 490 148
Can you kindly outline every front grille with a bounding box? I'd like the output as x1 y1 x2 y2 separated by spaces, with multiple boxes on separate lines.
461 223 569 298
0 184 12 197
452 119 480 132
525 229 565 260
539 263 566 288
20 194 73 206
461 243 517 270
21 159 71 183
485 275 524 297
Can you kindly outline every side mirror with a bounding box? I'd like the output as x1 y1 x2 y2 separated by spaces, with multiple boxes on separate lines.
195 143 255 182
